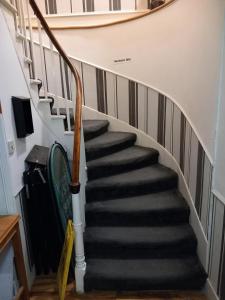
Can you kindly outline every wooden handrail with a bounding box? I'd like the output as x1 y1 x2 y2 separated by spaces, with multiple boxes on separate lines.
29 0 82 192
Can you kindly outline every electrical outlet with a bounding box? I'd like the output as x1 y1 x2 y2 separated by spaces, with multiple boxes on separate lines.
7 140 15 155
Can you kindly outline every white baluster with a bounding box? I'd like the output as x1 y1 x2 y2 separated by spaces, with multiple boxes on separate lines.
37 19 48 99
72 192 86 294
50 41 59 115
25 0 36 79
15 0 23 35
11 0 19 30
67 68 73 132
19 0 31 61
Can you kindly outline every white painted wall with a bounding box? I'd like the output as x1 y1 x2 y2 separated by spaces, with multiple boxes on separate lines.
53 0 225 159
0 6 58 286
0 166 8 214
0 8 57 196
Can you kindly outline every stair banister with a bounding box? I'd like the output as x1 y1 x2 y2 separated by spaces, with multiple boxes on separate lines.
28 0 85 292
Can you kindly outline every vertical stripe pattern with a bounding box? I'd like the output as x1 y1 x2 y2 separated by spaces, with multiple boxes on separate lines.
43 1 143 14
109 0 121 10
69 58 213 249
218 217 225 299
83 0 95 12
195 143 205 216
16 35 225 298
47 0 57 14
157 94 166 146
68 58 219 297
129 81 138 128
179 113 186 172
96 69 108 114
208 196 225 298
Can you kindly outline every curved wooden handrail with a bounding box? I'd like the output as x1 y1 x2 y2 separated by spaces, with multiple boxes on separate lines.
29 0 82 191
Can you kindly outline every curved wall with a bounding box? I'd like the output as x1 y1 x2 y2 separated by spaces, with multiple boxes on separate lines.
70 56 213 243
54 0 225 159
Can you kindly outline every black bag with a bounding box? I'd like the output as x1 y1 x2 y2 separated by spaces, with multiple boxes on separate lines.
23 145 62 275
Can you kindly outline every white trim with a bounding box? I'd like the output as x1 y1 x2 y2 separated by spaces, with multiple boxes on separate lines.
204 279 219 300
0 0 17 14
64 130 74 135
69 54 213 165
24 56 32 64
37 9 149 19
16 31 26 41
51 115 66 120
39 98 52 104
30 79 42 85
212 189 225 206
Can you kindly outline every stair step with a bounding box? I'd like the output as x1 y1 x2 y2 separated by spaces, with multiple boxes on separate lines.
85 131 137 161
84 257 207 291
83 119 110 141
84 224 197 259
52 108 73 116
39 98 52 104
86 190 189 226
87 146 159 180
24 56 32 64
30 79 42 85
86 164 178 202
50 115 66 120
84 118 207 292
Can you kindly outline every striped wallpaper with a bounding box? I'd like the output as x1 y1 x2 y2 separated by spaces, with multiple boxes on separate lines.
208 194 225 300
42 0 144 14
79 63 213 238
34 0 169 16
70 58 225 300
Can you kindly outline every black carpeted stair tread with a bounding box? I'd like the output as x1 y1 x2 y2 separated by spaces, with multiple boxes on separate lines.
86 164 178 201
84 257 207 291
87 146 159 179
84 118 207 291
84 224 197 259
86 190 189 226
83 119 109 141
85 131 137 161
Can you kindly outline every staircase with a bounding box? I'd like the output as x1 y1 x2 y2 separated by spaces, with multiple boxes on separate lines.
83 119 207 292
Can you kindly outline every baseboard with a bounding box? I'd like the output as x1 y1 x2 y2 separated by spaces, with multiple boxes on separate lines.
204 279 219 300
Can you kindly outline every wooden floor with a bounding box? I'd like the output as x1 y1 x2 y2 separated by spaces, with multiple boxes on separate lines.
30 276 207 300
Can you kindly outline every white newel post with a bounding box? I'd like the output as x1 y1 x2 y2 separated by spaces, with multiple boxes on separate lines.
72 192 86 293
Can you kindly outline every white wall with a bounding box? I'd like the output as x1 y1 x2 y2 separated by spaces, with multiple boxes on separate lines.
0 6 60 286
0 8 57 197
0 165 8 214
54 0 225 159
